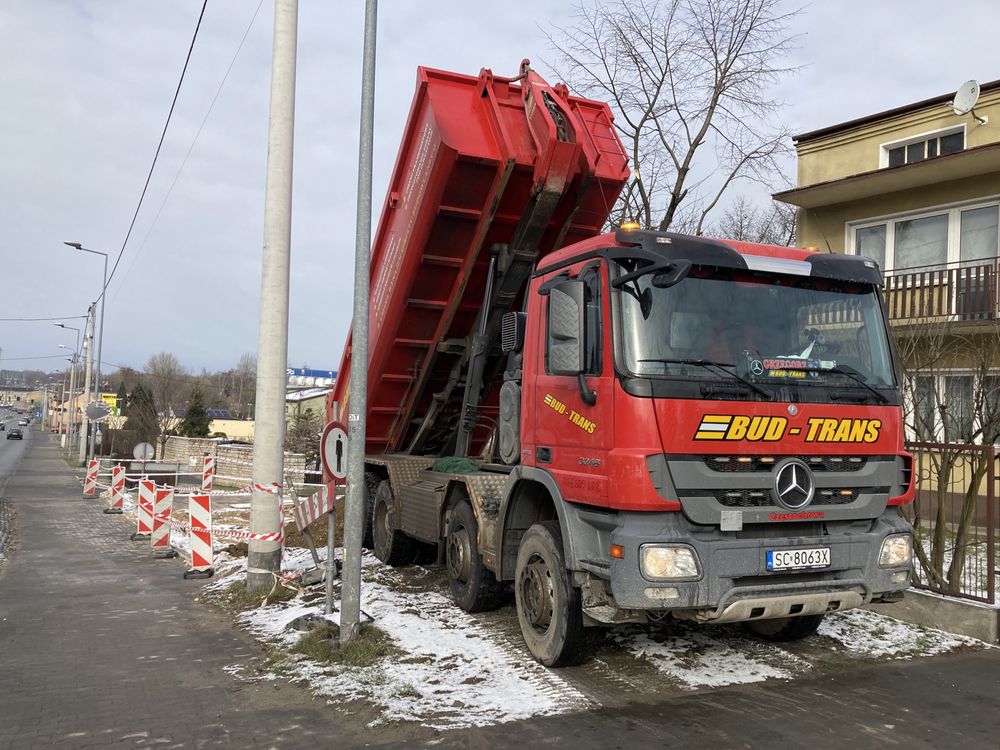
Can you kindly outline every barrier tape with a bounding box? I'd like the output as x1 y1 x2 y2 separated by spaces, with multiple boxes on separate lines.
151 510 285 543
96 456 306 472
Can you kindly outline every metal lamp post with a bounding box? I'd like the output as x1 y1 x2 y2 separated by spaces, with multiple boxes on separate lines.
64 243 108 418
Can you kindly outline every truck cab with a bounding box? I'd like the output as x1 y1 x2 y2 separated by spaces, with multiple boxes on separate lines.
483 227 914 661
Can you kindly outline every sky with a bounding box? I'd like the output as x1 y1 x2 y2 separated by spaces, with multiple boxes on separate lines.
1 0 999 377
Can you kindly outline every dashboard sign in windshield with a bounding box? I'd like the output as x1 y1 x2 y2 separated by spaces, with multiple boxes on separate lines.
750 355 835 379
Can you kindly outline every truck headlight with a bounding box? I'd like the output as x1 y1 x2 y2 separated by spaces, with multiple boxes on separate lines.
639 545 701 580
879 534 912 568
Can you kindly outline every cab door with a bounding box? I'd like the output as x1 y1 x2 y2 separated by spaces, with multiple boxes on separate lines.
531 262 615 508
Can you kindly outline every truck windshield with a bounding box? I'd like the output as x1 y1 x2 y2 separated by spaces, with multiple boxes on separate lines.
617 265 895 394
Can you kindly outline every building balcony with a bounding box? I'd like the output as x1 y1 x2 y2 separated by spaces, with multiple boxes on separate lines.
883 257 998 327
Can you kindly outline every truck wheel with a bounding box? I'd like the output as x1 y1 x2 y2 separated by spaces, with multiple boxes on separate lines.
372 480 416 567
514 521 592 667
743 614 825 642
362 471 381 549
446 501 504 612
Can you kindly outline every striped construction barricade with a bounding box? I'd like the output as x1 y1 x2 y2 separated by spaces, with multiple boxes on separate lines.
151 487 178 559
104 465 125 515
201 456 215 491
183 494 214 579
130 479 154 541
83 459 99 497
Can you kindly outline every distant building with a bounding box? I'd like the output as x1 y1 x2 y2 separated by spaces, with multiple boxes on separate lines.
285 386 331 419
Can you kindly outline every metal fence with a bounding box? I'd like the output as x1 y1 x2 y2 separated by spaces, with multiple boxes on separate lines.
904 441 997 604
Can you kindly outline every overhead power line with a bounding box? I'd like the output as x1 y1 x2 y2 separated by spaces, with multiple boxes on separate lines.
0 315 89 322
102 0 210 300
113 0 266 297
1 355 74 362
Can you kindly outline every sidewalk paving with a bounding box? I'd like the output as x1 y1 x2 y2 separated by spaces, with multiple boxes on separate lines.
0 436 369 749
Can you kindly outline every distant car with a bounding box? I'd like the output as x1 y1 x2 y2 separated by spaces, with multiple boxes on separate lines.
7 428 23 440
17 419 29 426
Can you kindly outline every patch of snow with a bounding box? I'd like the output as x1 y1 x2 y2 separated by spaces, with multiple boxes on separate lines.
219 553 586 730
818 609 982 657
611 626 806 687
200 540 988 732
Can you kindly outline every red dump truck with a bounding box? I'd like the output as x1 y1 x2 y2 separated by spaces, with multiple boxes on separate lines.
329 61 914 666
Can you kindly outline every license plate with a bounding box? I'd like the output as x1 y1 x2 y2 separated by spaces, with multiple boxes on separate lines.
766 547 831 571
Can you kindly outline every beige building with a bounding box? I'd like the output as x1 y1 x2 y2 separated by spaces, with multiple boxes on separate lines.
776 80 1000 444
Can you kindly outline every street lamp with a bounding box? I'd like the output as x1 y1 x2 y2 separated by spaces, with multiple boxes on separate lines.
64 242 108 411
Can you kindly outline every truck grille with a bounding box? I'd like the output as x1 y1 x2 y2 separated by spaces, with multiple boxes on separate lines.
713 488 858 508
704 456 869 473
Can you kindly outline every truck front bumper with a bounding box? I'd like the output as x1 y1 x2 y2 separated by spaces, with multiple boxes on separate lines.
598 508 911 621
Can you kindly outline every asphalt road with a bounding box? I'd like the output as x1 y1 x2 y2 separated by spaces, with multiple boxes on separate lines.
0 411 29 474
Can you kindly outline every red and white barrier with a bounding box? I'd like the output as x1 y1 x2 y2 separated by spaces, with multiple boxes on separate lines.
292 486 333 531
150 487 176 557
104 465 125 514
83 460 99 496
201 456 216 491
184 494 214 579
130 479 154 540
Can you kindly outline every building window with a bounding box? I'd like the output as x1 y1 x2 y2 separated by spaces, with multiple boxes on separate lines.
849 200 1000 272
907 372 1000 444
944 375 974 443
959 205 999 263
885 128 965 168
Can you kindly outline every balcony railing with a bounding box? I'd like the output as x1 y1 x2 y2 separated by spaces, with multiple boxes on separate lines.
883 257 998 323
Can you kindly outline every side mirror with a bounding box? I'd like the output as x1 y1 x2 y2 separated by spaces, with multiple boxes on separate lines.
548 280 586 375
652 260 692 289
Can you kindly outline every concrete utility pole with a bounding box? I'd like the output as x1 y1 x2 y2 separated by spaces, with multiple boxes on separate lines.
340 0 378 645
55 323 81 450
66 354 77 451
247 0 298 591
78 305 94 465
58 369 67 445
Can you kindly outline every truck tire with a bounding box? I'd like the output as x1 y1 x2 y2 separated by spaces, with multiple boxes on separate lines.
446 501 504 612
372 480 416 567
514 521 593 667
362 471 381 549
743 614 825 642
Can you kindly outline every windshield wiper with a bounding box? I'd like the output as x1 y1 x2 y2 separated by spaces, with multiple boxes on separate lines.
824 365 889 404
637 358 772 400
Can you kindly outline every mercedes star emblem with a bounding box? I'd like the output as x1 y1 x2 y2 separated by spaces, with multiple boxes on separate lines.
749 359 764 376
773 459 815 510
788 404 798 416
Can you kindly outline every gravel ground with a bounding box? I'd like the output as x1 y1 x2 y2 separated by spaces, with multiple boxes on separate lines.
0 494 14 571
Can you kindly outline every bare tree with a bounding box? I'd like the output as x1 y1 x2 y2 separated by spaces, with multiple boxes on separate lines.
546 0 798 233
894 314 1000 595
235 352 257 419
145 352 186 453
706 196 795 244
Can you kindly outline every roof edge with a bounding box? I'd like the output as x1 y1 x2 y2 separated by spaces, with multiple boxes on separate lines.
794 79 1000 144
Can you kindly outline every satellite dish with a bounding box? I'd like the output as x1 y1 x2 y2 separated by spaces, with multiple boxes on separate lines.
952 80 980 115
133 442 155 460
